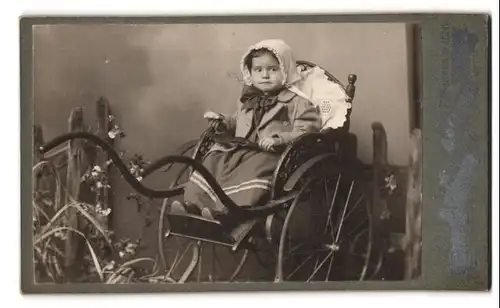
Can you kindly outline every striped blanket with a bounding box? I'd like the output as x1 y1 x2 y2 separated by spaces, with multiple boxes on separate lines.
183 145 280 212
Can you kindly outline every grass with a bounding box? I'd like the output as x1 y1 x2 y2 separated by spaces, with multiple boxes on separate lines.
32 158 163 284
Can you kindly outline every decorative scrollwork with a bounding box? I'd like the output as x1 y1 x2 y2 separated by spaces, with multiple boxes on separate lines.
272 130 344 198
193 128 216 161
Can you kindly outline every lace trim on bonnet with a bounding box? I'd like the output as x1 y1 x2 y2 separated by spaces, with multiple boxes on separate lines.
240 40 302 87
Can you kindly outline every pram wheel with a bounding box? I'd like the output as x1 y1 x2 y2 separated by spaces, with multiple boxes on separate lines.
275 165 378 282
158 140 258 282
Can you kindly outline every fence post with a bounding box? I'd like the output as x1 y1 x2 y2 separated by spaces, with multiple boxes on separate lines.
371 122 390 278
33 124 44 196
33 124 44 164
64 107 88 281
404 129 422 279
95 97 115 230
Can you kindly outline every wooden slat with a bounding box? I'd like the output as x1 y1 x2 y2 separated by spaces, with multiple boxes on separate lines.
404 129 422 279
95 97 114 230
63 107 87 281
33 124 44 193
372 123 388 231
33 124 44 164
371 122 390 278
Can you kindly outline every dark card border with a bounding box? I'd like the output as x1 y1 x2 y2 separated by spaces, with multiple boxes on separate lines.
20 13 491 293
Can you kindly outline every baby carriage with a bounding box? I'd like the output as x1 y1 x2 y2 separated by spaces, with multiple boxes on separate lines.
38 60 391 283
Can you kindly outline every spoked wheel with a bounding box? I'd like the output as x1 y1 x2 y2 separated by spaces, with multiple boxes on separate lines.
163 216 277 282
275 167 379 282
167 241 253 282
160 236 200 283
158 140 253 283
157 140 196 282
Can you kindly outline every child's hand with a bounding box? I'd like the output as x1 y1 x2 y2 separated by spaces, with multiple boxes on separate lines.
204 111 225 131
258 137 280 151
203 111 223 121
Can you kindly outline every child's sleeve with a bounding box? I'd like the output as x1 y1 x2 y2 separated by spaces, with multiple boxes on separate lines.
272 98 321 145
220 108 238 135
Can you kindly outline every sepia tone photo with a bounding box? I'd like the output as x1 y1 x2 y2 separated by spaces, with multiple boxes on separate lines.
30 21 423 286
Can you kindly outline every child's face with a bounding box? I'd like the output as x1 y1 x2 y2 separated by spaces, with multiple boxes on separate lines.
249 53 284 94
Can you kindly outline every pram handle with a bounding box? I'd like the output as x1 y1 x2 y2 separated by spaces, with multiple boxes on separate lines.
37 132 242 212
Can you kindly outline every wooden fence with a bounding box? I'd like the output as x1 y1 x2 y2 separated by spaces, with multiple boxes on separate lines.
33 97 116 282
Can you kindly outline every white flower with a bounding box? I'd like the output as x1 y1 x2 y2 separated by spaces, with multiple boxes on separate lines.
125 243 138 254
103 260 115 271
108 125 123 140
101 208 112 216
384 174 397 193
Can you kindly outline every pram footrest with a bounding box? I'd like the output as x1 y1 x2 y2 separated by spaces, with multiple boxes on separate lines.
166 213 257 251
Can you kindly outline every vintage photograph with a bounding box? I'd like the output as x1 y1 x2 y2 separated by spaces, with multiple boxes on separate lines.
31 22 422 285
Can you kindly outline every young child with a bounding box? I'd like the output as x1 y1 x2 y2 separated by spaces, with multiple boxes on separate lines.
171 39 321 221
